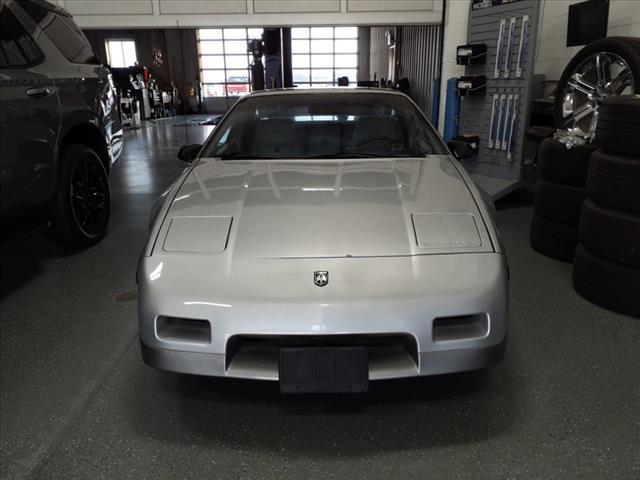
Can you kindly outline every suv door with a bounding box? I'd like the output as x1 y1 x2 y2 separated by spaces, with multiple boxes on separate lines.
0 3 59 233
18 0 123 165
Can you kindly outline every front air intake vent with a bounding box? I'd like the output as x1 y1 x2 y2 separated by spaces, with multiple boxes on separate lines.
433 314 488 342
156 316 211 345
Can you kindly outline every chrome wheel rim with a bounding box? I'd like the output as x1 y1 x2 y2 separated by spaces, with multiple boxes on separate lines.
70 156 109 237
560 52 635 138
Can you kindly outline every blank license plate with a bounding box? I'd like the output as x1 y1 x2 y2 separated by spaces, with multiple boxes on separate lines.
279 346 368 393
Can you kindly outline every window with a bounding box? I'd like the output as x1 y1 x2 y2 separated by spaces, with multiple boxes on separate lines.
197 28 264 98
105 40 137 68
19 1 96 64
291 27 359 87
0 6 44 68
201 93 447 159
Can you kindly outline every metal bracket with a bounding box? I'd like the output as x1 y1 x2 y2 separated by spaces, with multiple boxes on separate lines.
503 17 516 78
516 15 529 78
502 94 513 150
495 94 506 151
507 94 519 162
488 94 500 149
494 18 507 78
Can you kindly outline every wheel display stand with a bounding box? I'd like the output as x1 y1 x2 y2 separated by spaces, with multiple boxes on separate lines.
458 0 542 200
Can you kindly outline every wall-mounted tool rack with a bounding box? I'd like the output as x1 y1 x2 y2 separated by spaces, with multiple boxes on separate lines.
458 0 541 199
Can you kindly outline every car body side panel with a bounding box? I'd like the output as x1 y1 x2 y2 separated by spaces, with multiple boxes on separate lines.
0 2 60 226
0 68 59 218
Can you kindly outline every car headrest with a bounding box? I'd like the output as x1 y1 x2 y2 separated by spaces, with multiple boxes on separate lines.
252 118 301 156
351 116 397 153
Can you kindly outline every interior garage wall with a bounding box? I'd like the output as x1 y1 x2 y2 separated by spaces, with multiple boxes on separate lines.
534 0 640 81
370 25 442 121
396 25 442 120
369 27 391 82
83 29 200 111
437 0 470 134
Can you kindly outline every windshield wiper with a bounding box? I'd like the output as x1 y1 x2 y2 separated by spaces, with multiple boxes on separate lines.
219 153 277 160
303 151 430 159
303 152 389 159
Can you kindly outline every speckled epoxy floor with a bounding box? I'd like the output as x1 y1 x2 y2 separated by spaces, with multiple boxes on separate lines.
1 119 639 480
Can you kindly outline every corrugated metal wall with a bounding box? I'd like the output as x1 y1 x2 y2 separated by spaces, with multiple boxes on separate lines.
397 25 442 120
369 25 442 120
369 27 390 82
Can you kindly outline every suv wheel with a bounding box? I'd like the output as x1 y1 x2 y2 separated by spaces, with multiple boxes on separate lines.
47 144 110 249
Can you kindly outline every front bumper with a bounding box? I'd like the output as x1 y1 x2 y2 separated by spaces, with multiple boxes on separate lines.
138 253 508 380
140 335 506 379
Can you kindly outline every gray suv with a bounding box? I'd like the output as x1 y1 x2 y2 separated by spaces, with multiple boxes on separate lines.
0 0 122 249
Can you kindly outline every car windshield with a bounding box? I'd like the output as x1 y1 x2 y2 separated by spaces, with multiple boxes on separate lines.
201 91 447 159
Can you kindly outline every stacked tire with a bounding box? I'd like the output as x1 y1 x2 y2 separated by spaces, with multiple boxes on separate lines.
530 138 598 261
573 96 640 318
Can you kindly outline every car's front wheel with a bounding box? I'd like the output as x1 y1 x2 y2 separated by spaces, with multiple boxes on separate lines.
47 144 110 249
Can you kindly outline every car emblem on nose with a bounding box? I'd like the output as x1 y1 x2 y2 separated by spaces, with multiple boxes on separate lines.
314 271 328 287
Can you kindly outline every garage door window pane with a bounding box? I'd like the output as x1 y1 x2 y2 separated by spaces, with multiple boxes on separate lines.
312 69 334 82
247 28 264 39
335 54 358 68
200 56 224 69
311 54 333 68
122 41 137 67
199 41 223 55
335 39 357 53
225 55 250 69
311 27 333 38
203 84 225 96
292 55 310 68
224 29 247 40
225 69 249 82
106 41 124 68
292 39 310 54
311 39 333 53
202 70 225 83
335 69 358 81
335 27 358 38
199 29 222 40
292 27 309 39
224 40 247 54
293 69 310 82
105 40 137 68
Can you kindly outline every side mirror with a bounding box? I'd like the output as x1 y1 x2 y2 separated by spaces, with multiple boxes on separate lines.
177 144 202 163
447 140 474 160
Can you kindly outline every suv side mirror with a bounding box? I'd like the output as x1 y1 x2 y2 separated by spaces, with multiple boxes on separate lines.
447 140 474 160
177 144 202 162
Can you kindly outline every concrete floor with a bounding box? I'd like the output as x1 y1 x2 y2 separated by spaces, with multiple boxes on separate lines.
1 118 638 480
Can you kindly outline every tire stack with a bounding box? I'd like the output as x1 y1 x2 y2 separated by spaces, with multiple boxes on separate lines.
572 96 640 318
530 138 598 261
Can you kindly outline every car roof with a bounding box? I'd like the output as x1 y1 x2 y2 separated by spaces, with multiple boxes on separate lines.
244 87 408 99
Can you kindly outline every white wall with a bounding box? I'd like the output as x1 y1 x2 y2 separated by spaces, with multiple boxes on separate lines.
53 0 444 28
535 0 640 81
437 0 469 134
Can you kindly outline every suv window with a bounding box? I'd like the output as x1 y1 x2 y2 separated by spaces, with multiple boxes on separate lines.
19 1 98 64
0 7 44 68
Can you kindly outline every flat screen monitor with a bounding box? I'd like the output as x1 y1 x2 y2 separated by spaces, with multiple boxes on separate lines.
567 0 609 47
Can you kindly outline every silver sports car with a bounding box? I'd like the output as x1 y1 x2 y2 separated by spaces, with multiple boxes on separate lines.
138 89 508 393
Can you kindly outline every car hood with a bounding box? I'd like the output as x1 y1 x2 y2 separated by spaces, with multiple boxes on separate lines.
154 156 494 258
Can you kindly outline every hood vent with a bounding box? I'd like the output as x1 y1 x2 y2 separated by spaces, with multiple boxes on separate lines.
412 213 481 249
163 216 232 253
